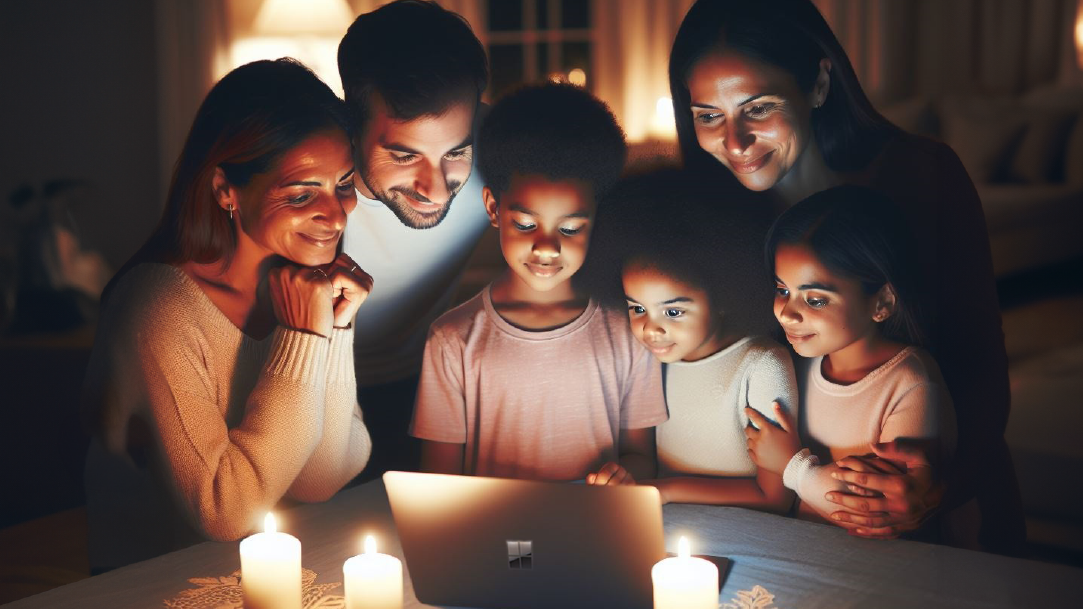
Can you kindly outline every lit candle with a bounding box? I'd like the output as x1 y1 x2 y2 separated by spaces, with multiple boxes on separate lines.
343 535 403 609
239 513 302 609
651 536 719 609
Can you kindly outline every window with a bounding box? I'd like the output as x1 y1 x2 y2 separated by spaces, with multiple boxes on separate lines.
486 0 593 100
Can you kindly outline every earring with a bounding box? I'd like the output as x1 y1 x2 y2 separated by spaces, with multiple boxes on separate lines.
227 204 234 221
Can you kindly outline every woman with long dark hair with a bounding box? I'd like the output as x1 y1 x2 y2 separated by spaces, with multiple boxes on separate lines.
670 0 1022 554
82 59 372 571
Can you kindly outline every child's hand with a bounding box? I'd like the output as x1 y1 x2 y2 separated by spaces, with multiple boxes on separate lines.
745 402 801 475
587 462 636 486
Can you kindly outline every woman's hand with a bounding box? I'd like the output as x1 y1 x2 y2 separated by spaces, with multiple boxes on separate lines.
325 253 373 328
268 264 336 338
745 402 801 476
825 439 944 539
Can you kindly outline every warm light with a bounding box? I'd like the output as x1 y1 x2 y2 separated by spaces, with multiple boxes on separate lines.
254 0 353 36
648 96 677 140
241 511 302 609
227 37 344 96
568 68 587 86
657 97 673 118
223 0 352 97
344 533 404 608
652 535 717 608
548 71 566 83
1076 12 1083 70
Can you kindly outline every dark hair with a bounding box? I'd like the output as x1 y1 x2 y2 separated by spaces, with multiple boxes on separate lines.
669 0 900 176
765 184 926 346
477 82 627 201
586 166 776 336
104 58 349 302
337 0 487 134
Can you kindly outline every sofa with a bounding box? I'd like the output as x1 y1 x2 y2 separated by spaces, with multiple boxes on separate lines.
881 85 1083 278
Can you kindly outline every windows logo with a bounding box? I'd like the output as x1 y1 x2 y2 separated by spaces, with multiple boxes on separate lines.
506 540 533 569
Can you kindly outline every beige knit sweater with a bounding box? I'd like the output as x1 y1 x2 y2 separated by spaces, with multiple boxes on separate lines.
82 264 371 569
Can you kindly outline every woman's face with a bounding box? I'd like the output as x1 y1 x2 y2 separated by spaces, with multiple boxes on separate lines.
687 51 814 191
235 129 356 267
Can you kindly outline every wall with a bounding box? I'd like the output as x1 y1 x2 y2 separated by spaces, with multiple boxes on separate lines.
1 0 162 269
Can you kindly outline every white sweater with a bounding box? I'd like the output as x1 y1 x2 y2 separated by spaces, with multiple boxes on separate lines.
657 336 798 477
81 264 371 569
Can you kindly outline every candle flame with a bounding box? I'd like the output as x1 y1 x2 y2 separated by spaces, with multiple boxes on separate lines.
678 536 690 558
264 512 276 533
365 535 376 554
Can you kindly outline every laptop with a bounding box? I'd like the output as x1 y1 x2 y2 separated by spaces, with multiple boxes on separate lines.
383 471 666 609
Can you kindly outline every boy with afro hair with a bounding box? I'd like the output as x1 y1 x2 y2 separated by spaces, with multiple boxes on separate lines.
410 83 667 482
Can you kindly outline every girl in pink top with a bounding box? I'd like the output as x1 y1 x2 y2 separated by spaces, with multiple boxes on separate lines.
747 185 955 535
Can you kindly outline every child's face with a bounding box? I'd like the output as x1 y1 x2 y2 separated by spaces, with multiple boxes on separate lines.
773 243 879 358
623 263 721 363
484 174 594 294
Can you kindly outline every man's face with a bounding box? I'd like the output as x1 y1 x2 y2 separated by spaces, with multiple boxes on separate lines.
355 94 475 229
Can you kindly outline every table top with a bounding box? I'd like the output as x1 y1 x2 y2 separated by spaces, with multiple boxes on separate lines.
6 480 1081 608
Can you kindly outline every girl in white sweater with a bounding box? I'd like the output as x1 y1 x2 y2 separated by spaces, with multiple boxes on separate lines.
747 185 955 528
589 169 797 513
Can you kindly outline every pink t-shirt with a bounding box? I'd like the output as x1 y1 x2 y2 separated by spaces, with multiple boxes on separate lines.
410 286 668 480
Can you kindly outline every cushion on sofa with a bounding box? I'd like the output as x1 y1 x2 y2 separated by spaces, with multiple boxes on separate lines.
879 97 939 138
941 103 1027 182
1065 116 1083 186
1006 110 1079 183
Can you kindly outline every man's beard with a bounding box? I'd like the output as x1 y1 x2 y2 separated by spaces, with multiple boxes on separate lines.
360 171 463 230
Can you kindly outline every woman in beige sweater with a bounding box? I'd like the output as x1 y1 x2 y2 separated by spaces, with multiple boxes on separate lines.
81 59 372 571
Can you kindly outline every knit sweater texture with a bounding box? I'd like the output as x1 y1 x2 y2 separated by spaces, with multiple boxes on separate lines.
657 336 798 478
81 264 371 569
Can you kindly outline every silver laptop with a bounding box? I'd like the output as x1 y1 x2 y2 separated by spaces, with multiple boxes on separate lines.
383 471 665 609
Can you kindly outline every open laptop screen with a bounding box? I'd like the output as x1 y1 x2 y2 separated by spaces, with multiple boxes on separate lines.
384 471 666 609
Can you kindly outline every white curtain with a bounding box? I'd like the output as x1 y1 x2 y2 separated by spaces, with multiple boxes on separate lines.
153 0 230 202
154 0 1083 174
813 0 1082 102
593 0 695 142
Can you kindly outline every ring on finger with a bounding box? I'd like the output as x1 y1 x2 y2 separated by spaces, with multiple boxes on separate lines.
313 268 328 278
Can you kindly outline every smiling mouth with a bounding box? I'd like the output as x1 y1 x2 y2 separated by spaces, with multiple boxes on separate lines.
729 151 773 174
299 233 340 247
646 343 675 355
526 262 562 278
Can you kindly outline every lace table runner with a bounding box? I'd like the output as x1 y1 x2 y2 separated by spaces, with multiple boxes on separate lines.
163 568 779 609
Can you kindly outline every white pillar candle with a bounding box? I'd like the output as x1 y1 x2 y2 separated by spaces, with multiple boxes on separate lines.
240 513 302 609
343 535 403 609
652 536 719 609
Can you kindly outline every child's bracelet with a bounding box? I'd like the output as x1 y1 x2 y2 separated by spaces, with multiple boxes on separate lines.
782 448 819 491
